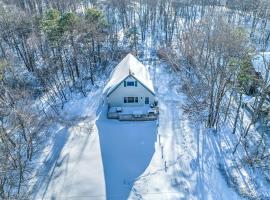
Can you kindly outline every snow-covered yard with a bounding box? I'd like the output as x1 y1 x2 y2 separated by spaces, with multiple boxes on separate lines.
2 1 270 199
32 59 246 200
33 89 106 199
128 62 242 200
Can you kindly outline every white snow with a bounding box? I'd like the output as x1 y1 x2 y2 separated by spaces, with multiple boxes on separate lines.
96 107 157 199
33 88 106 200
36 123 106 199
128 61 243 200
33 96 157 200
30 5 270 199
33 59 245 200
104 53 155 95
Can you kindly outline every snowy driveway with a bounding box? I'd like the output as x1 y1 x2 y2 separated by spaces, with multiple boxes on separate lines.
96 106 157 200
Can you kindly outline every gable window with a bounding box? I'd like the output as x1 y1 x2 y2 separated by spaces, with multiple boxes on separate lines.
124 80 138 87
127 81 135 86
124 97 138 103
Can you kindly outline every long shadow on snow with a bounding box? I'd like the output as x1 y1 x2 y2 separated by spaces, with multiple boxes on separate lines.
96 106 157 200
32 126 69 199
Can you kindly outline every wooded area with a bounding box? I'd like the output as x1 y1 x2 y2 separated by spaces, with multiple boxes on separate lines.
0 0 270 199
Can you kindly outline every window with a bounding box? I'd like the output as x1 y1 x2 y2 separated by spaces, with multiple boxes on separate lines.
124 97 138 103
145 97 149 104
124 80 137 87
127 81 135 86
128 97 134 102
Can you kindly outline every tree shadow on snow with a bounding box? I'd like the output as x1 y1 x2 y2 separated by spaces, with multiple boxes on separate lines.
96 106 157 200
32 126 70 199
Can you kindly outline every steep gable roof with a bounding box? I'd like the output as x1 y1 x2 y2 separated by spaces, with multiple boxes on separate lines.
104 53 155 96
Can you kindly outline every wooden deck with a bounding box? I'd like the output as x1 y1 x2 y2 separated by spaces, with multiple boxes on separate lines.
107 106 159 121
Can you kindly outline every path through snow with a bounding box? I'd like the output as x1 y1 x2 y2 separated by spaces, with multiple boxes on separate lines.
128 61 243 199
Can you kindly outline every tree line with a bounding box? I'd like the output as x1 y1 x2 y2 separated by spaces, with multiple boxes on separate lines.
159 0 270 183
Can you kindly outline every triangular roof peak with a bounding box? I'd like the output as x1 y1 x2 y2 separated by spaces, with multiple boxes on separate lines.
104 53 155 96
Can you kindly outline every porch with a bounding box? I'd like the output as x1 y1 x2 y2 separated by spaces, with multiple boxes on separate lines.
107 105 159 121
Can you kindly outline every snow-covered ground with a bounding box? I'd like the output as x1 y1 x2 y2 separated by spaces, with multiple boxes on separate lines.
96 107 156 199
128 61 242 200
29 4 270 199
32 56 247 199
33 88 107 199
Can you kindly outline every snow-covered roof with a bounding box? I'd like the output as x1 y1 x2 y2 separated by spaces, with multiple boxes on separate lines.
104 53 155 96
252 52 270 84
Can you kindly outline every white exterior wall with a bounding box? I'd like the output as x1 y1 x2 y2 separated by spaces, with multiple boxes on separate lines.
107 76 155 107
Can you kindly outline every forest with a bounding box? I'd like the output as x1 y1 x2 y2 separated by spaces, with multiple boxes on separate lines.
0 0 270 199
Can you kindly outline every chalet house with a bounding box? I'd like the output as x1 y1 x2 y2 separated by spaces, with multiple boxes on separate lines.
104 53 158 120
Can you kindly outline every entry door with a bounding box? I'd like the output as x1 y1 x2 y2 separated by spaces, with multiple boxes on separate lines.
145 97 149 104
